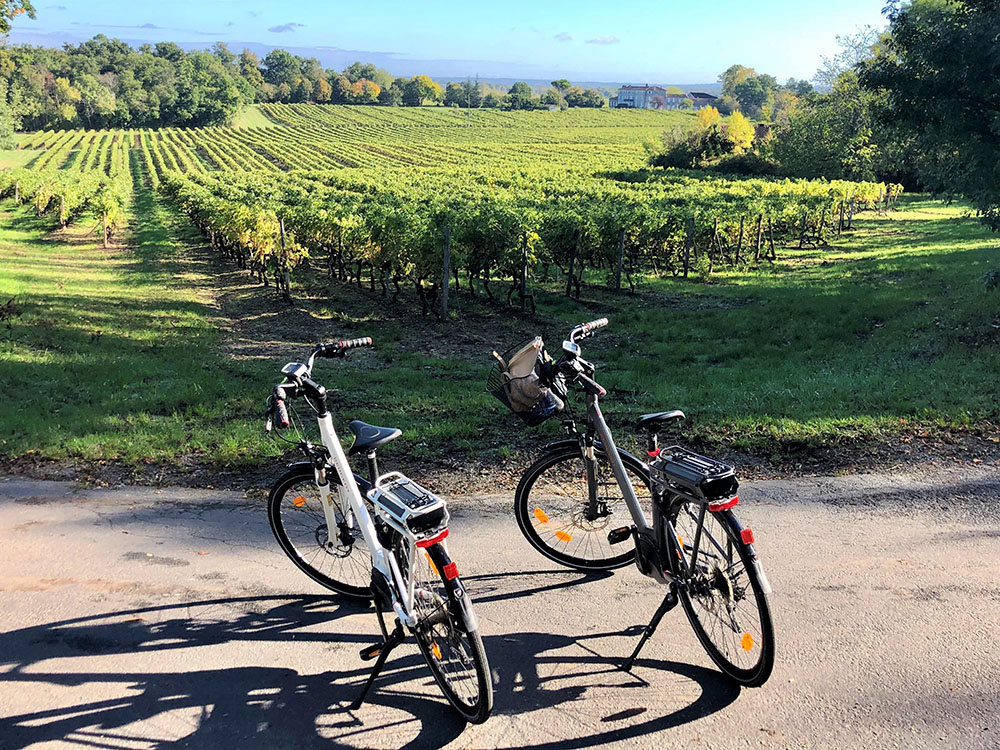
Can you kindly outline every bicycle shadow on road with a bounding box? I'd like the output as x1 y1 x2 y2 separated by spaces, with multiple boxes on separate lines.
0 585 740 748
0 594 471 749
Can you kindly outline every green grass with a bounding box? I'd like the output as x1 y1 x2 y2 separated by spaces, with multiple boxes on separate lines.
2 190 998 474
280 196 1000 465
564 197 1000 452
0 157 277 468
0 147 38 169
230 104 277 129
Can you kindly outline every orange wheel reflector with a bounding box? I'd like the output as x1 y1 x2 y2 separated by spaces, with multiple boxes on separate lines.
533 507 549 524
676 536 684 559
424 552 438 577
432 642 442 660
741 632 755 651
555 530 573 543
292 496 307 507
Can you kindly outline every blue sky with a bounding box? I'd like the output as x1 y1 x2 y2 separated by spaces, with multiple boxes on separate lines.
7 1 889 83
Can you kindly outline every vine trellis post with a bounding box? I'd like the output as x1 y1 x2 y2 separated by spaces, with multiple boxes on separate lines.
519 231 528 311
441 225 451 317
684 215 695 278
615 228 625 291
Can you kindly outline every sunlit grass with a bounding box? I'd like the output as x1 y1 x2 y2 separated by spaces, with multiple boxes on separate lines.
1 192 998 471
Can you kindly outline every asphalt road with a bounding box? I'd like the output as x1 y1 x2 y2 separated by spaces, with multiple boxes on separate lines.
1 467 998 750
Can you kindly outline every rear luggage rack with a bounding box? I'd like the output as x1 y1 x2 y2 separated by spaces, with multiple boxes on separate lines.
649 446 739 503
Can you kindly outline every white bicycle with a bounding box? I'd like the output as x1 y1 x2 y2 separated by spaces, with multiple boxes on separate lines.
264 337 492 723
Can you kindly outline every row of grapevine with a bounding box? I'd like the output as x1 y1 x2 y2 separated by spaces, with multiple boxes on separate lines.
0 134 133 246
159 164 900 312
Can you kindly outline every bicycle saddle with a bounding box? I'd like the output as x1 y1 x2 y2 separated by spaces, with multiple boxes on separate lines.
347 420 402 455
635 410 686 432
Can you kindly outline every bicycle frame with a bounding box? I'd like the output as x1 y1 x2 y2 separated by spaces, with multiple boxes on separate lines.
576 391 722 588
310 412 421 627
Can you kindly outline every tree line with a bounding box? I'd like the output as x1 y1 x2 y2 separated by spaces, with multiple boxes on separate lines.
0 34 605 139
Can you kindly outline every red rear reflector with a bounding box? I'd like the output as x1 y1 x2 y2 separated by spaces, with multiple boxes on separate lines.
442 562 459 580
416 529 449 548
708 495 739 512
741 528 755 545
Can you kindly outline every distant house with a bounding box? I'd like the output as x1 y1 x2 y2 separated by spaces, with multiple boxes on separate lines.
688 92 718 110
663 92 690 110
610 85 719 111
610 84 667 110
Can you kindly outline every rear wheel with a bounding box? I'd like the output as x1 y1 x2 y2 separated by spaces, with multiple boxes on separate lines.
268 465 373 599
396 539 493 724
514 444 653 570
663 496 775 686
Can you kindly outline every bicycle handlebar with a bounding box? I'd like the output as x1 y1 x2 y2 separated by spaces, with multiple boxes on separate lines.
570 318 608 342
314 337 374 358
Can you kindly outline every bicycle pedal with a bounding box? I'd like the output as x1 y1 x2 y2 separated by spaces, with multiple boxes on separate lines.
607 526 633 545
359 643 384 661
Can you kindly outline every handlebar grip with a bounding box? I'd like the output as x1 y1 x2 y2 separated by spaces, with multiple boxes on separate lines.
570 317 609 342
581 318 609 333
315 337 374 358
340 337 373 351
315 336 372 358
275 399 290 429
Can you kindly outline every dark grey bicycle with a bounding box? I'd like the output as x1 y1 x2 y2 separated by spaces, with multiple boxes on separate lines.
488 318 775 686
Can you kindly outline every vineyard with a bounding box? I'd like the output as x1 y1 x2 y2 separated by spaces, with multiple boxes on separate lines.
2 104 901 315
5 103 1000 480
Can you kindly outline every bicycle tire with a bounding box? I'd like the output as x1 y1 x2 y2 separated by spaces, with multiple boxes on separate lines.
399 540 493 724
514 443 653 571
663 496 775 686
268 464 373 599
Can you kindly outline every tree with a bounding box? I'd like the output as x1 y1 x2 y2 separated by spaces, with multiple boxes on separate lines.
238 50 266 99
460 77 482 108
0 0 33 34
551 79 571 93
768 72 880 181
505 81 536 110
153 42 184 64
861 0 1000 224
378 78 405 106
719 65 756 97
351 78 380 104
0 76 20 149
402 75 443 106
76 73 116 126
817 26 882 88
444 81 465 107
262 49 299 88
726 111 755 153
695 105 722 131
329 73 352 103
293 77 313 103
313 77 332 103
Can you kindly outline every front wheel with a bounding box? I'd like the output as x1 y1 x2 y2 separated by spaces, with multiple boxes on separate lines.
514 443 653 570
268 464 373 599
399 539 493 724
663 496 775 686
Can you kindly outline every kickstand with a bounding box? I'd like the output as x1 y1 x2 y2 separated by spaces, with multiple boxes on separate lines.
621 585 678 672
351 618 406 710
